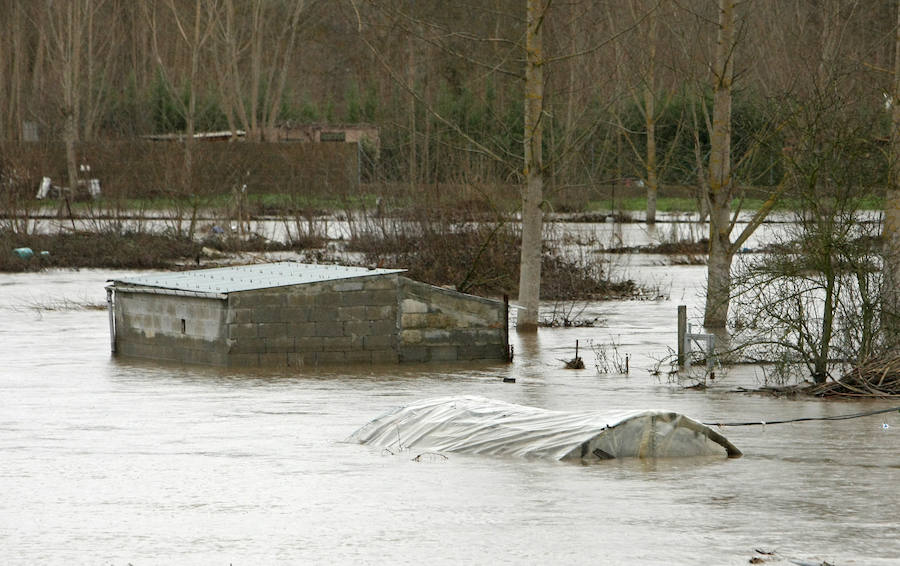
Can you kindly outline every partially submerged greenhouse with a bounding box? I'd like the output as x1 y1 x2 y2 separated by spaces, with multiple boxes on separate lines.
348 396 742 461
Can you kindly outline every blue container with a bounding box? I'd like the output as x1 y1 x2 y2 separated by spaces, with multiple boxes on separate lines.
13 247 34 259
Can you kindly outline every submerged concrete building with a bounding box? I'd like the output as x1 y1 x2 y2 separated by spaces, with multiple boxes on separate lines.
106 262 509 367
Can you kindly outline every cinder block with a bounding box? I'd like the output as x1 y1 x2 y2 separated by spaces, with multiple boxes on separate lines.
399 346 428 362
314 292 341 307
400 298 428 314
334 281 364 292
295 337 324 351
364 334 393 350
308 307 339 323
371 320 397 336
401 329 422 344
429 346 459 361
339 291 372 307
228 337 267 354
322 336 355 351
288 352 319 367
228 323 258 339
257 323 288 338
227 308 252 324
280 307 310 323
365 305 396 320
266 335 295 353
422 329 451 343
401 313 427 329
363 276 398 290
337 306 368 321
401 298 429 314
316 322 344 337
251 306 285 324
288 322 318 337
285 292 316 307
317 351 347 364
343 320 371 336
249 292 286 307
426 313 457 328
259 352 289 366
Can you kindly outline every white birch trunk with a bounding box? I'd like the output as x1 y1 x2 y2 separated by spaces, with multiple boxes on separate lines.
703 0 735 328
516 0 545 331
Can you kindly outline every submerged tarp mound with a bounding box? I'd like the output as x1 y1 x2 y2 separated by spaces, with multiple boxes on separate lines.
348 396 741 461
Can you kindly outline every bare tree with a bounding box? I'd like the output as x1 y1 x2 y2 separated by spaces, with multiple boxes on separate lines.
43 0 97 200
882 0 900 346
700 0 788 328
144 0 216 237
516 0 547 330
210 0 311 142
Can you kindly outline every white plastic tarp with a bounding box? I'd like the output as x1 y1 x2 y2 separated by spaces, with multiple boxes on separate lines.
348 396 741 461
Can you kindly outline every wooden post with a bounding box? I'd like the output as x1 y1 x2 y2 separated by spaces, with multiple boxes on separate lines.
677 305 687 367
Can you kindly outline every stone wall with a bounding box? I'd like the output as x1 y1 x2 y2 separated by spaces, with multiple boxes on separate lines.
224 274 399 367
114 291 229 365
398 278 508 363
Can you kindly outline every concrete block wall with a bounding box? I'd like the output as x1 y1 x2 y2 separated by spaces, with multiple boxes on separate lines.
113 272 508 367
114 292 229 365
398 277 508 362
224 274 400 367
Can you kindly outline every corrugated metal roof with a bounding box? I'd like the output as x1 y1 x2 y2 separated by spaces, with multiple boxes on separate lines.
110 262 405 295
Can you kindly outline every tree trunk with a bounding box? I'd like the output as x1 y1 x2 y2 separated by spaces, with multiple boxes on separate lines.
644 3 658 225
248 0 262 142
62 0 82 202
703 0 735 328
814 258 836 383
408 26 416 193
882 1 900 347
705 201 733 329
516 0 545 331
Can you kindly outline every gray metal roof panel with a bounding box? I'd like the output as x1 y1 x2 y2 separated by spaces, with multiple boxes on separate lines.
109 262 406 295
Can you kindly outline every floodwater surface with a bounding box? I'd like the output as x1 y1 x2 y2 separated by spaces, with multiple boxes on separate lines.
1 266 898 565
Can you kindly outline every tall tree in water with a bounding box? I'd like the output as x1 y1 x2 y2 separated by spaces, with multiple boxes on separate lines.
703 0 737 328
701 0 785 328
882 0 900 347
516 0 546 330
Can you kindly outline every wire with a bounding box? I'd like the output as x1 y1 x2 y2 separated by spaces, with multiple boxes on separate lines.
703 406 900 427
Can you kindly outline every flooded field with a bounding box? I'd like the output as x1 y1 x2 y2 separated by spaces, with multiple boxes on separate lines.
1 263 898 564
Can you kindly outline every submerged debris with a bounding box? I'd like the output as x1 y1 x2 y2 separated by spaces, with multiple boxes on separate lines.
809 356 900 397
562 340 585 369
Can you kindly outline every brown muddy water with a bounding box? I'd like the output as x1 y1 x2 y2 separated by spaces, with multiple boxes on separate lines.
1 264 898 565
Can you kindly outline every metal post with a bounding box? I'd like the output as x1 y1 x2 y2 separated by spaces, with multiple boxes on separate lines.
677 305 686 367
107 287 116 353
503 294 511 363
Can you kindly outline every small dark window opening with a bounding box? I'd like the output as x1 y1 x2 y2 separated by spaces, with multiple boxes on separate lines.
181 318 186 333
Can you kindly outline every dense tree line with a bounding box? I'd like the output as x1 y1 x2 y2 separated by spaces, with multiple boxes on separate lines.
0 1 894 190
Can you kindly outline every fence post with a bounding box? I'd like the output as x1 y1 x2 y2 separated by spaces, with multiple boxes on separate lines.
677 305 686 367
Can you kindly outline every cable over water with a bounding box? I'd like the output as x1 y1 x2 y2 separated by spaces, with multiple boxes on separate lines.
703 406 900 427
